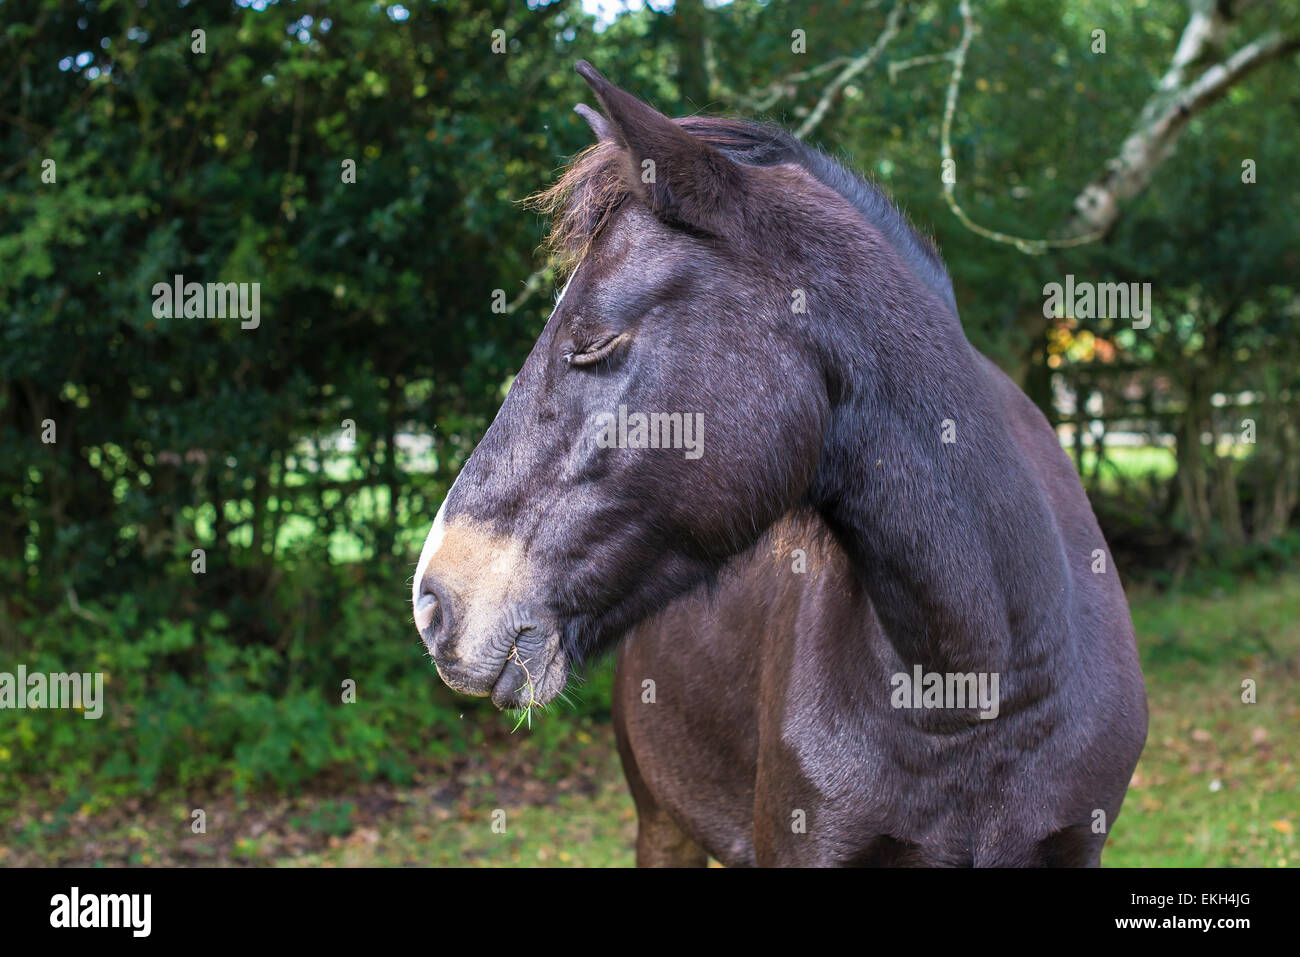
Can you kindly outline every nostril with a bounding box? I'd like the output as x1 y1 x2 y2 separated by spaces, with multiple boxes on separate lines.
415 591 438 626
414 576 450 648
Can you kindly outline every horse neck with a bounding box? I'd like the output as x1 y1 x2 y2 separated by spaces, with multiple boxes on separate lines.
808 294 1072 674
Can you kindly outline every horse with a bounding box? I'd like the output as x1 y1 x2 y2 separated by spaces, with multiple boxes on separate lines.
413 61 1148 866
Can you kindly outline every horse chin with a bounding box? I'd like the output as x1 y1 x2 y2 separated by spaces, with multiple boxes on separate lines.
488 634 569 710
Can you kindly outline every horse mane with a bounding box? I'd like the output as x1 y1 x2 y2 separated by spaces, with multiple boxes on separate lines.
527 116 956 313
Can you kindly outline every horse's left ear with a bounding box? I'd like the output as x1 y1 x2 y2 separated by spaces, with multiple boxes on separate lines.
575 60 745 236
574 103 613 142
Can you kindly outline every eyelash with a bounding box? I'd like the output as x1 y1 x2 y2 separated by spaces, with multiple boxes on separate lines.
565 334 626 367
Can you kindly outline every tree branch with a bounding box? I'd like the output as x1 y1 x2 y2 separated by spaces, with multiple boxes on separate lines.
1065 24 1300 237
506 263 556 314
795 0 908 140
938 0 1298 252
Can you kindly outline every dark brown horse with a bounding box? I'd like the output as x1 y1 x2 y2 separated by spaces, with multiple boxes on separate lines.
413 62 1148 866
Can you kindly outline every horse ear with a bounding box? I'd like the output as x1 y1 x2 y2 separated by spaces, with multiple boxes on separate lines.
574 60 744 235
574 103 613 142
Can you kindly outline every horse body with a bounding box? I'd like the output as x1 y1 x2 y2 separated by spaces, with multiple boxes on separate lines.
413 62 1147 866
616 357 1146 867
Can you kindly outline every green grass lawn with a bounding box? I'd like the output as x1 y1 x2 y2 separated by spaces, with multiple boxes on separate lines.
1103 575 1299 867
1076 444 1177 482
5 573 1296 868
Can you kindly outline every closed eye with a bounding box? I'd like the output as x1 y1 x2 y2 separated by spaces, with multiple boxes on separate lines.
565 334 627 367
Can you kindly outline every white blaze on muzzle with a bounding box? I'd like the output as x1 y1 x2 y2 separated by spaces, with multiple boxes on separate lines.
413 475 457 612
